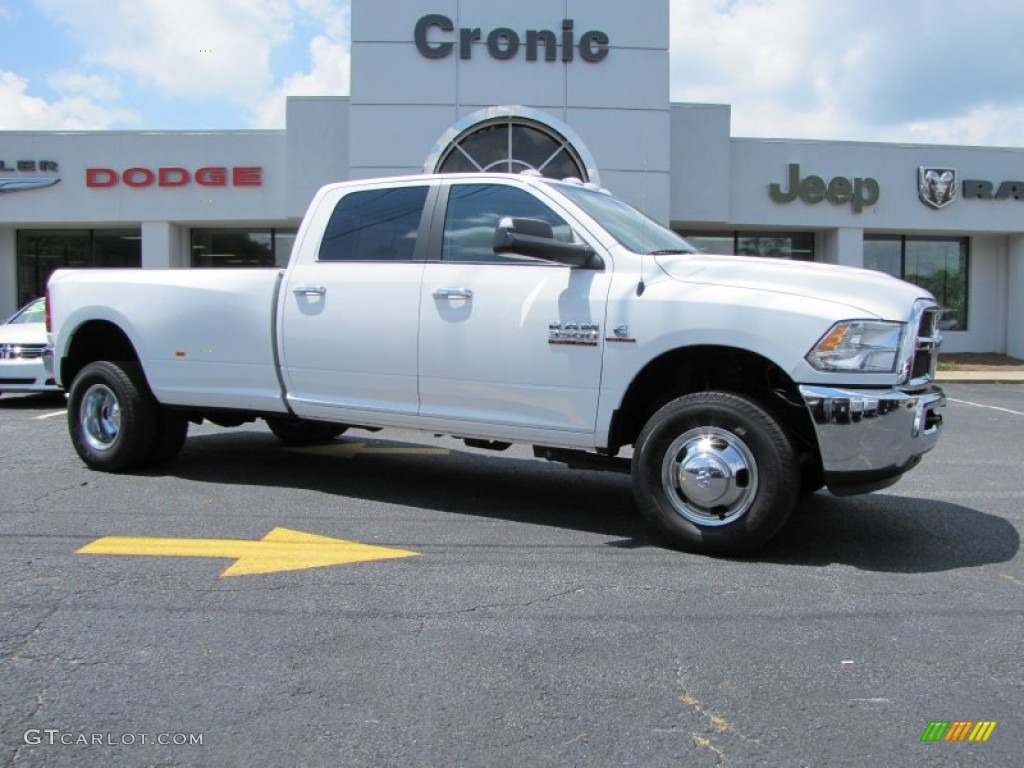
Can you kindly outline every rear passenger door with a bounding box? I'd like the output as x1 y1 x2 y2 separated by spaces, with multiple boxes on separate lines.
280 181 433 422
417 181 610 439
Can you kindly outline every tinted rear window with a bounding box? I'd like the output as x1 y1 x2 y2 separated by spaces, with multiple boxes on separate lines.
319 186 429 262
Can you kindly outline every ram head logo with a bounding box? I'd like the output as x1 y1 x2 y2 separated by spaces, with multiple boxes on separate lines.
918 167 957 209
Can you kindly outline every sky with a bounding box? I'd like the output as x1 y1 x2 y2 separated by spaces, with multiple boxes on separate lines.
1 0 1022 148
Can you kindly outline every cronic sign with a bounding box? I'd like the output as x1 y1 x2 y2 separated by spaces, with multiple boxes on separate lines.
414 15 609 62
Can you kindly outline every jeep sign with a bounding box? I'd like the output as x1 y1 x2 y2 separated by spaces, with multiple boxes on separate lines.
769 163 880 213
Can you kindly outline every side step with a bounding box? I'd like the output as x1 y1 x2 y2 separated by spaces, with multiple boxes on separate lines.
533 446 630 474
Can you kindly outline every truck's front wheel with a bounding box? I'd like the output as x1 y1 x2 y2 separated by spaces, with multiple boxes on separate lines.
632 392 799 556
68 361 159 472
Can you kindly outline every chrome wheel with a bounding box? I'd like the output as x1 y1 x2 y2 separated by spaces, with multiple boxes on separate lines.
634 392 798 555
68 361 160 472
660 426 759 527
80 383 121 452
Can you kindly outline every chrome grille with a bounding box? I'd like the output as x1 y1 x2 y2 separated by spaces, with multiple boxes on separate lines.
912 307 941 380
0 343 46 360
898 300 941 388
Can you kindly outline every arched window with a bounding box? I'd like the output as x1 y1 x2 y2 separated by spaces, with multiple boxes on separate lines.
435 118 588 181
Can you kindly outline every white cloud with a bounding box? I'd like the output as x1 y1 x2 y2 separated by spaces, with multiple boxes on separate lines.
669 0 1024 147
13 0 1022 147
0 70 138 129
36 0 294 104
897 106 1024 150
250 1 351 128
29 0 351 130
294 0 348 38
252 34 350 128
47 70 121 102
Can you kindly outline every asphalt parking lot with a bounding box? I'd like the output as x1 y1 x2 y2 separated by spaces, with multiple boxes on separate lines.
1 383 1021 767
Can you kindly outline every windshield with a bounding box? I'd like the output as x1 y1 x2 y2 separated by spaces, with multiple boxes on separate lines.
554 184 696 255
8 299 45 325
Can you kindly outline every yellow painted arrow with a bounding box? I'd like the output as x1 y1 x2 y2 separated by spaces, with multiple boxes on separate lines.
281 441 450 458
77 527 419 577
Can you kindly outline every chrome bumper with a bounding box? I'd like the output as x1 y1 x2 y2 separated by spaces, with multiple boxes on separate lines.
799 384 945 495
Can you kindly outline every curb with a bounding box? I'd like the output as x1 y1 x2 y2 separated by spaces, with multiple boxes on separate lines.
936 371 1024 383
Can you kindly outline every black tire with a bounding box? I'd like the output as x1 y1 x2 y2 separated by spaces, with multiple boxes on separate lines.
632 391 799 556
265 416 346 445
68 361 159 472
141 410 189 468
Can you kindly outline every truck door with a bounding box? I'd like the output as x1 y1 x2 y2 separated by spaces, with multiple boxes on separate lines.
418 181 610 440
279 182 432 422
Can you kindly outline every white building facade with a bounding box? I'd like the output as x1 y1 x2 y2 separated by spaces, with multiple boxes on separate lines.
1 0 1022 356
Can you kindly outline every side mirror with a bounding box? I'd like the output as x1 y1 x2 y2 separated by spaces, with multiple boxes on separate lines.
493 217 601 269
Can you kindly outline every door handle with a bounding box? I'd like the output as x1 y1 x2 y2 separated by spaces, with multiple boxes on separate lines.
293 285 326 296
432 288 473 300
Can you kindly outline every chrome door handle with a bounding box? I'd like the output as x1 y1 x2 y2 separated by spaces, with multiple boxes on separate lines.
432 288 473 300
293 285 326 296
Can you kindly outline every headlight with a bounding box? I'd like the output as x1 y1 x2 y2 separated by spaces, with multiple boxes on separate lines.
806 320 905 373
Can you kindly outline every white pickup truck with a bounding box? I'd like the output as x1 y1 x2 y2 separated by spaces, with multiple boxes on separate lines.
46 172 945 555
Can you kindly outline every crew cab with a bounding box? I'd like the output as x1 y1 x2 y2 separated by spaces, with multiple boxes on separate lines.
45 173 945 555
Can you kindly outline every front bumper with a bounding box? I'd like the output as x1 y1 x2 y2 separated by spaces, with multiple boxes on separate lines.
0 348 60 393
799 384 945 495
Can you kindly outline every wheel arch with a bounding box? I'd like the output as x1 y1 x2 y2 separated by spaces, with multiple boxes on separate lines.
61 320 142 389
607 345 822 479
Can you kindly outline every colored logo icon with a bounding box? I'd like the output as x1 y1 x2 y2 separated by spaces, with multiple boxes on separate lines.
920 721 997 742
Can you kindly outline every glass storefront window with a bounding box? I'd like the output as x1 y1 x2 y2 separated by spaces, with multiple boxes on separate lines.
738 233 813 260
677 230 815 261
863 235 968 330
16 229 141 305
94 231 143 267
906 238 968 330
863 236 901 277
681 231 734 255
190 228 298 268
274 231 297 267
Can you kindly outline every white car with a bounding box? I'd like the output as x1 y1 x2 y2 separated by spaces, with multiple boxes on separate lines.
0 298 61 396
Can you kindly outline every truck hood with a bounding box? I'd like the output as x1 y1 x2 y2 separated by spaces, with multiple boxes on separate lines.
654 253 932 319
0 323 47 345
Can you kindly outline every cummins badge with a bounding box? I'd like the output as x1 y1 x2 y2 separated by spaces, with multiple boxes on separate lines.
918 167 957 209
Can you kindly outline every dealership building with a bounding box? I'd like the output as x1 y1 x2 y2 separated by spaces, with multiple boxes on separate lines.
1 0 1023 356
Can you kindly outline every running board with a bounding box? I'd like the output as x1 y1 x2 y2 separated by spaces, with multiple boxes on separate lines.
533 446 631 474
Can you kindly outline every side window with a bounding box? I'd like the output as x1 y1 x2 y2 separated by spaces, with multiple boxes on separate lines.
442 184 575 264
319 186 429 262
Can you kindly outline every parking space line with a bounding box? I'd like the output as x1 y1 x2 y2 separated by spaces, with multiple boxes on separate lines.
947 398 1024 417
32 410 67 420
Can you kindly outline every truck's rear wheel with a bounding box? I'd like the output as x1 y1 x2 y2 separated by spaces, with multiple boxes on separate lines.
265 416 346 445
68 361 159 472
632 391 799 556
142 411 189 468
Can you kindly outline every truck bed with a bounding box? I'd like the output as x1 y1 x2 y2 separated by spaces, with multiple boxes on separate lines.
48 268 288 414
